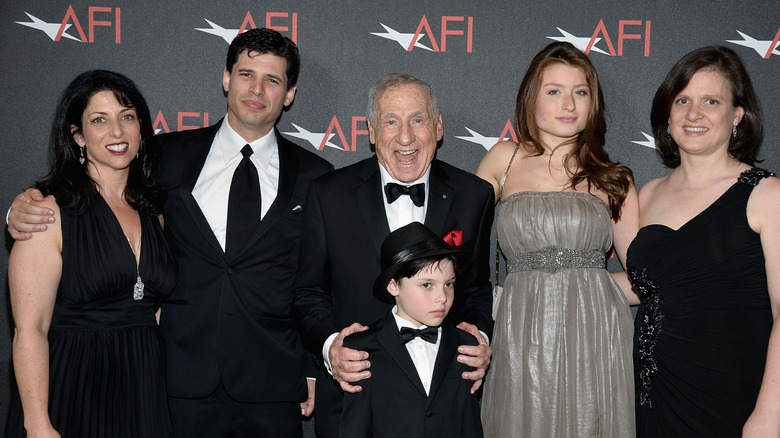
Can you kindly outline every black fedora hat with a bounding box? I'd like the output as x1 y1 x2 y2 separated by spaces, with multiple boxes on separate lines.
373 222 465 304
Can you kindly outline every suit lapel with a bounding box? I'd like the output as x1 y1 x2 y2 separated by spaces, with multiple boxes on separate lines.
424 160 454 236
355 158 391 255
376 314 428 397
228 129 299 260
178 122 225 257
427 322 459 403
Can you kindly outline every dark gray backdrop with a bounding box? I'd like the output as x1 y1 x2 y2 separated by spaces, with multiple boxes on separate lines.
2 0 778 431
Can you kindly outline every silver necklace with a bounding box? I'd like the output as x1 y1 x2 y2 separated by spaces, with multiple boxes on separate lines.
126 236 144 301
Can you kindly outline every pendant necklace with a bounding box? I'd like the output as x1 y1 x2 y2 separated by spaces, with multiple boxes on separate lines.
126 236 145 301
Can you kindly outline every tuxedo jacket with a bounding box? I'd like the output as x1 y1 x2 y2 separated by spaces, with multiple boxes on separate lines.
339 314 483 438
293 156 494 437
157 120 333 402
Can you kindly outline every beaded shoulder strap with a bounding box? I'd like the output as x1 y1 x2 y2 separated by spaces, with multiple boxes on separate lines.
495 143 522 287
737 167 776 186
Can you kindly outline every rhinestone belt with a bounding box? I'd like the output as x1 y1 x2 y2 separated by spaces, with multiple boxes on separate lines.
507 245 606 274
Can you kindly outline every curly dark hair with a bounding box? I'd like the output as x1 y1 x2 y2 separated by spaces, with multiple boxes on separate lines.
36 70 164 215
515 42 633 220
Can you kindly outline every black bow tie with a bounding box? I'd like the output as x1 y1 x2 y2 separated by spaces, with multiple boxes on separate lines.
385 182 425 207
399 326 438 344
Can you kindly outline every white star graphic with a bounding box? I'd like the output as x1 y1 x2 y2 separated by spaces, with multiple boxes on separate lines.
631 131 656 149
547 27 610 55
195 19 240 44
282 123 342 151
455 127 509 151
370 23 433 51
726 30 780 58
14 12 81 42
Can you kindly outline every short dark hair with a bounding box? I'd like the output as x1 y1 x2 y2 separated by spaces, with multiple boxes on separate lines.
226 28 300 90
36 70 164 215
651 46 763 167
390 255 461 285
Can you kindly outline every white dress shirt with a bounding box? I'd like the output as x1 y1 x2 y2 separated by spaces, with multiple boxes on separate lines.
392 306 440 395
191 114 279 251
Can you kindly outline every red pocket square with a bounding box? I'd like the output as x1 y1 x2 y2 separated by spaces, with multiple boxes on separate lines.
443 229 464 247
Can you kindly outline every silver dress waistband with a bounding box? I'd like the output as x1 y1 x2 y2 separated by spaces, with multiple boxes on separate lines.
507 245 606 274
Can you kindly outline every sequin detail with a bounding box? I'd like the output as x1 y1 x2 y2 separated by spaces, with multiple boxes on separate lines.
737 167 775 186
507 245 605 274
133 276 145 301
628 267 663 408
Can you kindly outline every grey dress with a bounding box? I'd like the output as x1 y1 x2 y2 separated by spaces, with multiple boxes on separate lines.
481 191 635 437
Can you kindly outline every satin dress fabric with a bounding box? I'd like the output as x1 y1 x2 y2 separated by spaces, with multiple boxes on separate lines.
482 191 635 437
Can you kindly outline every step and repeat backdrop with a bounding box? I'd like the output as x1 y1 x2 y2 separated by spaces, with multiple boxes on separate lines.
1 0 778 430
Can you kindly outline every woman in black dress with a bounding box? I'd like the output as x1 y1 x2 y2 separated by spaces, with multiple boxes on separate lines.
7 70 176 437
627 46 780 437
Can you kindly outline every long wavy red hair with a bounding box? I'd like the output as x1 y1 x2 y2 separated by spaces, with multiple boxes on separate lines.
515 42 633 220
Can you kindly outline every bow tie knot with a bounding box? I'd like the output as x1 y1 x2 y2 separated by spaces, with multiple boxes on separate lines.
385 182 425 207
399 326 438 344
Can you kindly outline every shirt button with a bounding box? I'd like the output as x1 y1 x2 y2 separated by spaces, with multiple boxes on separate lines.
227 267 235 274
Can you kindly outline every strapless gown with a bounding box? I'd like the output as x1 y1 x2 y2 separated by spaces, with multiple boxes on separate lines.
482 191 635 437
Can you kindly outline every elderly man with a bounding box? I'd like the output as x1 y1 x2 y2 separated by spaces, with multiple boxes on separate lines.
293 73 494 438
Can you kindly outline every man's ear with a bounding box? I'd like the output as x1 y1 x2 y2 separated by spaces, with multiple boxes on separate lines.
368 120 376 145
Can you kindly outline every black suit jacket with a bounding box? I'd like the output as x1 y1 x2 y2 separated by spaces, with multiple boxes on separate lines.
339 314 483 438
293 156 494 436
158 120 332 402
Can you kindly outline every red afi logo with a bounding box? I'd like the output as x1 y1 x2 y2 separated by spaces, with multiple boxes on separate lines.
15 6 121 43
153 111 211 134
282 117 370 152
372 15 474 52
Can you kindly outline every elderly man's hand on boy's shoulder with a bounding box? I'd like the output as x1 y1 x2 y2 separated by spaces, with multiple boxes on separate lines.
330 322 371 393
456 321 492 394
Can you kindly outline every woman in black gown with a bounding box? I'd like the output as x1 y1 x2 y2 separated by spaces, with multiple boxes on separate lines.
627 46 780 437
7 70 176 437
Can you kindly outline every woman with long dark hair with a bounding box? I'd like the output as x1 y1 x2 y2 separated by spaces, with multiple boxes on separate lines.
6 70 176 437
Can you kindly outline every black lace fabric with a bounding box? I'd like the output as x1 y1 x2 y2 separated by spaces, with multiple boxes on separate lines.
737 167 775 186
628 267 663 408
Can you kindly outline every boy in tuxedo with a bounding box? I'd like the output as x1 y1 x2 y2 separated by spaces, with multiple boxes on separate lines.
339 222 484 438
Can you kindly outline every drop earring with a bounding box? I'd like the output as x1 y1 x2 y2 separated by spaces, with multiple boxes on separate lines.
732 125 737 139
79 147 85 164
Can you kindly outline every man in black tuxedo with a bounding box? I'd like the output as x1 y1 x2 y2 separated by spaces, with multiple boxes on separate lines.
293 73 494 438
8 28 332 437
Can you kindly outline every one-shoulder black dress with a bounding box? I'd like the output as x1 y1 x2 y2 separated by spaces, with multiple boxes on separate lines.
7 196 178 437
627 168 775 437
